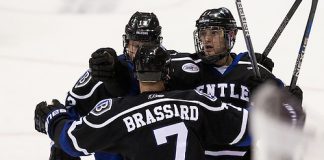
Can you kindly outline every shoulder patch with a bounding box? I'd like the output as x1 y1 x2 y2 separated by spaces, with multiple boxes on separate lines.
90 99 112 116
74 70 92 88
182 63 199 73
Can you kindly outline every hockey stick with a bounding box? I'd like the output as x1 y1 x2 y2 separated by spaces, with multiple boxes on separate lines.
262 0 302 57
235 0 261 78
290 0 318 89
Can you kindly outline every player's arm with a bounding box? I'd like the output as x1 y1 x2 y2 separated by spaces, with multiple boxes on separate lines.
248 75 306 127
240 52 274 72
192 90 250 145
34 99 120 157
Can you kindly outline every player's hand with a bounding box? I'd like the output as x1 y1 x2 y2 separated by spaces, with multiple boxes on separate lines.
252 82 305 127
281 86 306 126
89 48 132 97
89 48 118 82
255 53 274 72
49 146 80 160
285 86 303 105
34 99 68 138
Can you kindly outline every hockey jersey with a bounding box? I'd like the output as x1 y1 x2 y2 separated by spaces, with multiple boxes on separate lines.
54 89 249 160
64 51 280 160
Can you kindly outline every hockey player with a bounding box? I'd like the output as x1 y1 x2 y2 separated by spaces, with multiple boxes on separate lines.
34 46 250 160
168 7 305 159
47 11 163 160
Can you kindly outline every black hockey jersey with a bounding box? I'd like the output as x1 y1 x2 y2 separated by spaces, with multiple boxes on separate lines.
168 52 280 109
54 90 249 160
65 54 140 117
167 52 281 159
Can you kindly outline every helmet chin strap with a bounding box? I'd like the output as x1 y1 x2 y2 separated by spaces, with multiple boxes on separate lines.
198 50 230 66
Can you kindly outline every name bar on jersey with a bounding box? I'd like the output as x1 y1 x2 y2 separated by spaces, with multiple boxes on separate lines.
123 104 198 132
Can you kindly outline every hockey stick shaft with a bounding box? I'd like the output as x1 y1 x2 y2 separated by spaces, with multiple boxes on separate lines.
235 0 261 78
262 0 302 57
290 0 318 89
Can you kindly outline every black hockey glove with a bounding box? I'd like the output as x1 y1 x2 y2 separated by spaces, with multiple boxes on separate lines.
285 85 303 105
89 47 131 96
252 82 305 127
255 53 274 72
34 99 69 139
49 146 80 160
280 86 306 127
89 48 118 81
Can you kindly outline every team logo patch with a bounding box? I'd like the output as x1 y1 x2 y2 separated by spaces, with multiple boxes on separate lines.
75 71 92 88
90 99 112 116
182 63 199 73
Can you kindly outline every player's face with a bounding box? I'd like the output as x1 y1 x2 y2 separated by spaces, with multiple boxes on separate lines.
199 27 226 56
127 40 154 61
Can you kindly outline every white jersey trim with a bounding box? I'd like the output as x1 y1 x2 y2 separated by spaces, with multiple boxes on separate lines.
237 61 271 73
68 119 91 155
205 150 247 157
171 57 202 63
83 98 236 128
69 82 103 99
230 108 248 145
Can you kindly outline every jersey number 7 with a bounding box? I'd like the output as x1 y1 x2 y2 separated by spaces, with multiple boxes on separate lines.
153 122 188 160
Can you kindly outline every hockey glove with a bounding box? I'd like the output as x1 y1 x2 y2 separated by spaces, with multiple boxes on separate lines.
89 47 118 81
89 47 132 96
281 86 306 127
34 99 69 139
285 85 303 105
49 146 80 160
255 53 274 72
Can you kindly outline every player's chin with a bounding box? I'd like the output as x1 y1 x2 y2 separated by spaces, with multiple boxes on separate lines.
204 50 216 56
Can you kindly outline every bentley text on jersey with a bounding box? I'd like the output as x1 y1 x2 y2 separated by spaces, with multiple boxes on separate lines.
123 104 199 132
196 83 250 102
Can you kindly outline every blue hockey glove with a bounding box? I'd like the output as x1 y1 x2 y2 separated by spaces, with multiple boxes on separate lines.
34 99 69 139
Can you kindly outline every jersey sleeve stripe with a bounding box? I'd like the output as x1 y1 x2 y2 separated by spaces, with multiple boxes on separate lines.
58 121 87 157
230 109 249 145
67 119 91 155
69 82 103 99
171 57 202 63
205 150 247 157
238 61 271 73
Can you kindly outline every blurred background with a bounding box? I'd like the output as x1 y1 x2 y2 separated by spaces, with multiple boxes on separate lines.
0 0 323 159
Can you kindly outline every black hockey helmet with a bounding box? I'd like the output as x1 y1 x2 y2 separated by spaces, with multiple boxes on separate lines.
193 7 238 64
124 12 161 42
133 45 170 82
